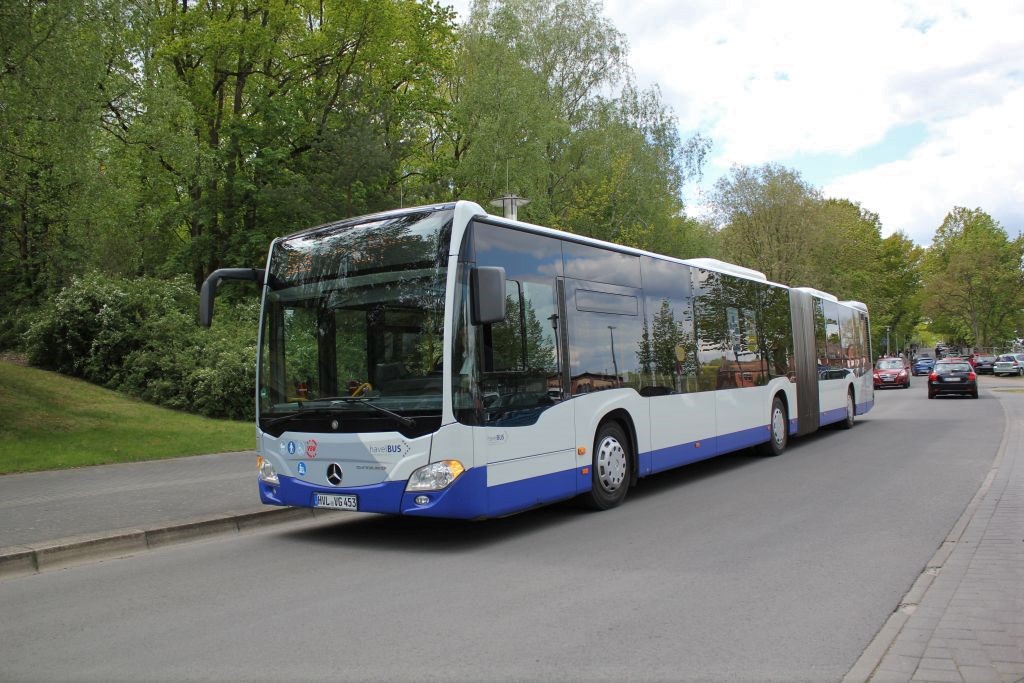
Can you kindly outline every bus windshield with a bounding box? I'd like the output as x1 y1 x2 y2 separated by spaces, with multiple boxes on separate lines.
257 207 453 437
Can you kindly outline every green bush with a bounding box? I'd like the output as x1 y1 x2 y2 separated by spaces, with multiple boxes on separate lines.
24 274 258 420
0 304 36 352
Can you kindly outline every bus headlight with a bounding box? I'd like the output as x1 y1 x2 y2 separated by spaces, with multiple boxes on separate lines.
406 460 464 492
257 456 279 485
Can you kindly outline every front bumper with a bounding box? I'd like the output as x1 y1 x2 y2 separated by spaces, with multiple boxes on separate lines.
928 381 977 395
258 467 488 519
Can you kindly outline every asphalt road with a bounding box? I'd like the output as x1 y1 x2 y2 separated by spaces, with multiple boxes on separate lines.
0 380 1004 682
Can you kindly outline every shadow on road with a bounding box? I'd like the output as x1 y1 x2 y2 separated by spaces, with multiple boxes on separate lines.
280 442 781 552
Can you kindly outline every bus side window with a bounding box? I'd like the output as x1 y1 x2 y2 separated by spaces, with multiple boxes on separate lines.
639 256 697 395
470 222 563 426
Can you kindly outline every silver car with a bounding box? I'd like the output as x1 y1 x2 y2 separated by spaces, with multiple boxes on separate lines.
992 353 1024 376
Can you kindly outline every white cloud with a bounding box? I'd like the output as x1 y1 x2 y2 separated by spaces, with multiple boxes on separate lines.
824 85 1024 244
603 0 1024 242
448 0 1024 243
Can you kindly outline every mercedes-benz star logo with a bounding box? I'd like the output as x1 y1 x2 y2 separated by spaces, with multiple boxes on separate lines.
326 463 344 486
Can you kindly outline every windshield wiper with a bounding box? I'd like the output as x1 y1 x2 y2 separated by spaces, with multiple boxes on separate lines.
261 407 340 429
318 396 417 430
262 398 416 431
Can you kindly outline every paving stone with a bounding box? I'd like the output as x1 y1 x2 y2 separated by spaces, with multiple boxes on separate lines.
919 656 957 671
911 667 963 682
956 665 1001 683
982 645 1024 663
950 646 993 667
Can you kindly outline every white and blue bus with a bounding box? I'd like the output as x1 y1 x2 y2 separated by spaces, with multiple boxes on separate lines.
200 201 873 518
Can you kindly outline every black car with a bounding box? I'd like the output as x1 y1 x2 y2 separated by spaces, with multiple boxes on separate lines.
972 354 997 374
927 360 978 399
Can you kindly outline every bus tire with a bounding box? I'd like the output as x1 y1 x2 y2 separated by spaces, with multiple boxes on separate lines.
585 422 631 510
759 395 788 457
839 389 855 430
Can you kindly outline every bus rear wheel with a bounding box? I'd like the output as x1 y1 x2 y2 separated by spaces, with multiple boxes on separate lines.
585 422 630 510
839 389 855 429
759 396 788 457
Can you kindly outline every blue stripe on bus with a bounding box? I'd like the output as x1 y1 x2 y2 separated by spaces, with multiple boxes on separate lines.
642 420 797 475
259 475 407 514
260 411 864 520
483 468 578 518
400 467 488 519
819 406 848 426
261 471 487 519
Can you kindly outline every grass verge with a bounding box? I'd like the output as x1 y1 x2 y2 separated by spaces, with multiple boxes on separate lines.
0 360 254 474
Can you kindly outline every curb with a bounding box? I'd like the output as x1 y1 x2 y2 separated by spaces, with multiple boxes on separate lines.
0 506 330 578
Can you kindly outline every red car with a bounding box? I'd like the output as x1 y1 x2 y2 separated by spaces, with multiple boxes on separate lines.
874 357 910 389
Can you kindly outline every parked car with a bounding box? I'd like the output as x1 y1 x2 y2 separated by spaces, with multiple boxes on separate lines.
874 357 910 389
993 353 1024 377
912 357 935 376
972 354 997 374
928 360 978 399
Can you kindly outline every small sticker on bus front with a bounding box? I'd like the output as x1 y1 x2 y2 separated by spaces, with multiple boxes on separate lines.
486 431 509 445
297 462 307 476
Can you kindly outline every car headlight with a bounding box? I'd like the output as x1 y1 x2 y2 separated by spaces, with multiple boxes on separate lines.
257 456 279 485
406 460 465 492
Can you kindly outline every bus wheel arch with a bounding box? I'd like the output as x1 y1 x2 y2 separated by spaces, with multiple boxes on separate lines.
584 411 635 510
759 392 789 457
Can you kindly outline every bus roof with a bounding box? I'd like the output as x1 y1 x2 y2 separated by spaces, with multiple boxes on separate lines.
457 202 789 288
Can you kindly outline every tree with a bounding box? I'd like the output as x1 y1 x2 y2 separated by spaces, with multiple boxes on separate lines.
711 164 822 286
922 207 1024 350
711 167 899 317
122 0 457 288
442 0 708 255
870 232 924 356
0 0 113 313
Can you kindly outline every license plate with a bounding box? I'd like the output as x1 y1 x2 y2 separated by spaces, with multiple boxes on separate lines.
945 377 961 382
314 493 358 510
883 377 894 382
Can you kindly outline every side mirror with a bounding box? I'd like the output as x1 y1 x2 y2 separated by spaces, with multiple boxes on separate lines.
199 268 265 327
470 266 506 325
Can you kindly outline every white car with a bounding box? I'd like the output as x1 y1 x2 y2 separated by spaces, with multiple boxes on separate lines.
992 353 1024 376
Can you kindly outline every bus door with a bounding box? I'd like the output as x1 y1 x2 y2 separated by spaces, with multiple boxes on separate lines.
468 223 574 504
562 277 647 490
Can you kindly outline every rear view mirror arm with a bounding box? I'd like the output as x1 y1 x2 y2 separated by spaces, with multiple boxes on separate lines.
199 268 265 327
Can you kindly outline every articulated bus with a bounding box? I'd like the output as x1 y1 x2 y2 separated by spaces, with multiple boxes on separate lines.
200 201 873 519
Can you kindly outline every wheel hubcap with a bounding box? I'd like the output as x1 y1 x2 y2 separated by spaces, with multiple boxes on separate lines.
772 408 785 445
596 436 627 492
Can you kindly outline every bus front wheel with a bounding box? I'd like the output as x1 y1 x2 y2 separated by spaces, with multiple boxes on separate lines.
759 396 788 457
585 422 631 510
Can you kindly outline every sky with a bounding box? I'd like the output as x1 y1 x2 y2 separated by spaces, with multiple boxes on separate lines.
446 1 1024 246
